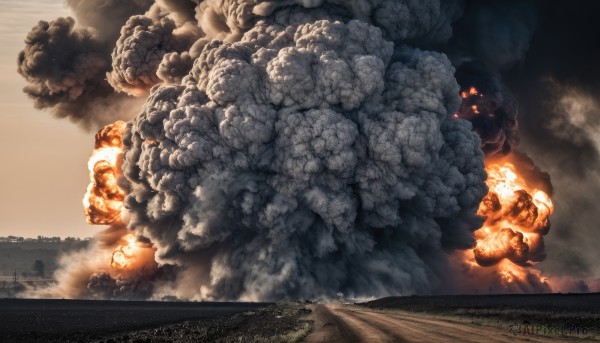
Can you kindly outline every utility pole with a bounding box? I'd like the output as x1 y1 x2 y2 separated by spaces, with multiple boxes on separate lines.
13 269 17 288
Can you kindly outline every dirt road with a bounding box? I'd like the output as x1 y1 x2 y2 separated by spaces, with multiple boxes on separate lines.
304 304 596 343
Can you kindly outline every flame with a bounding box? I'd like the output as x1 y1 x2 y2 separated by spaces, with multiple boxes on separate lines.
83 121 127 225
455 87 495 119
82 121 157 273
471 160 554 285
111 234 140 271
454 85 554 291
109 233 158 273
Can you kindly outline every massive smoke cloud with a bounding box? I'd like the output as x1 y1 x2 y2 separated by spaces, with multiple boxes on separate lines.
120 8 487 299
21 0 598 300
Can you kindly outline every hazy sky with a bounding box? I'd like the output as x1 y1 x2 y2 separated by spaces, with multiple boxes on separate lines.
0 0 97 238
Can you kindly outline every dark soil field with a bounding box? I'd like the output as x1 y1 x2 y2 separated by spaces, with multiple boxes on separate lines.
0 298 280 342
97 302 312 343
362 293 600 312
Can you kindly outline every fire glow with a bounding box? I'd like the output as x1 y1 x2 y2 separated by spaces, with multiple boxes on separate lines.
111 234 140 271
468 160 554 285
83 121 127 225
83 121 155 273
456 87 494 119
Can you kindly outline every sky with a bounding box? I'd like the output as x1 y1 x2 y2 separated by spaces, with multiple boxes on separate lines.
0 0 95 238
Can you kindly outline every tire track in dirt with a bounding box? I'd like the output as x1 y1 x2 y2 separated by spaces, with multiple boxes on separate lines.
304 304 597 343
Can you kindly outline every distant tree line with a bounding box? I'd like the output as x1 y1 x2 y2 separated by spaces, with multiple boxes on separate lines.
0 236 91 243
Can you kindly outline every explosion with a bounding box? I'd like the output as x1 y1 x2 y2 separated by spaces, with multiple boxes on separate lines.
83 121 127 225
111 234 139 271
108 233 158 275
20 0 572 300
451 79 554 291
469 160 554 285
83 120 157 278
455 65 519 156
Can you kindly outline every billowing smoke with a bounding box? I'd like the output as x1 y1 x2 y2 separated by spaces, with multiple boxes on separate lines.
118 4 489 299
17 0 152 129
107 11 200 95
454 63 518 156
20 0 594 300
65 0 154 40
446 0 535 157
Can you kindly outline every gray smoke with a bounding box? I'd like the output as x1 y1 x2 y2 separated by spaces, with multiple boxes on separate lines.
108 15 194 95
107 1 204 95
119 2 488 300
17 0 152 129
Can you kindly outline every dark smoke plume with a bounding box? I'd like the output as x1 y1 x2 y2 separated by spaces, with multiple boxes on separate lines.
455 63 519 156
107 0 203 95
446 0 536 157
119 2 488 300
17 0 151 129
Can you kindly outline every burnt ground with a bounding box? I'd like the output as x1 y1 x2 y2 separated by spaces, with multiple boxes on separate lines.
4 294 600 342
361 293 600 339
0 299 311 343
98 302 312 343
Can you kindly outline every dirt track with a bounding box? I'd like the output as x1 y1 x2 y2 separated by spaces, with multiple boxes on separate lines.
304 304 596 343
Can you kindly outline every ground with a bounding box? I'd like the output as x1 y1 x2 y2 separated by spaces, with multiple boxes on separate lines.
0 299 309 343
1 294 599 342
305 303 598 342
360 293 600 341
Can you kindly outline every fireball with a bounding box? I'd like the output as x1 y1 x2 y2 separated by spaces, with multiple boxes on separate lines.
83 121 126 225
111 234 139 271
470 159 554 285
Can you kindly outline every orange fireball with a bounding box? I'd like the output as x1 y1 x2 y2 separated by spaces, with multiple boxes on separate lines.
83 121 127 225
470 159 554 285
111 234 139 271
110 233 158 273
82 121 159 277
